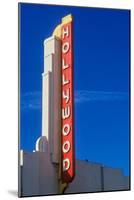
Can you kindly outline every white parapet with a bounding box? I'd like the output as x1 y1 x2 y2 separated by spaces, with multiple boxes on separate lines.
20 153 129 196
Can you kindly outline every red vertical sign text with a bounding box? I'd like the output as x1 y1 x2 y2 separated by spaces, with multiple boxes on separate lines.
61 20 75 183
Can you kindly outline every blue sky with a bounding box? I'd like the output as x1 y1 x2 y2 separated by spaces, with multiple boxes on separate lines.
19 3 130 176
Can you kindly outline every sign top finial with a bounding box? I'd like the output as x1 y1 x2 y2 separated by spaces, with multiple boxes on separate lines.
62 14 73 24
53 14 73 39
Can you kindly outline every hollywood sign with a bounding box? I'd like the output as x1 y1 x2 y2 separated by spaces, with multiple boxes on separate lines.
61 18 75 183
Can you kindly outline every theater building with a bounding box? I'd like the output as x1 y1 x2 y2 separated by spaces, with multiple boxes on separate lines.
19 15 129 197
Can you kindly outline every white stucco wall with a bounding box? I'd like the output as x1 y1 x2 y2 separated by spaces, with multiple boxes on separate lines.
65 160 102 193
20 151 129 197
102 166 129 191
20 151 59 197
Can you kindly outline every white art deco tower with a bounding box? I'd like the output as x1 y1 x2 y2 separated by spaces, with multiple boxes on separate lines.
36 36 61 164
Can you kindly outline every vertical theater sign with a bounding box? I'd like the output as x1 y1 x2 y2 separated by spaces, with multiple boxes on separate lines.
61 16 75 184
40 14 75 194
53 14 75 189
